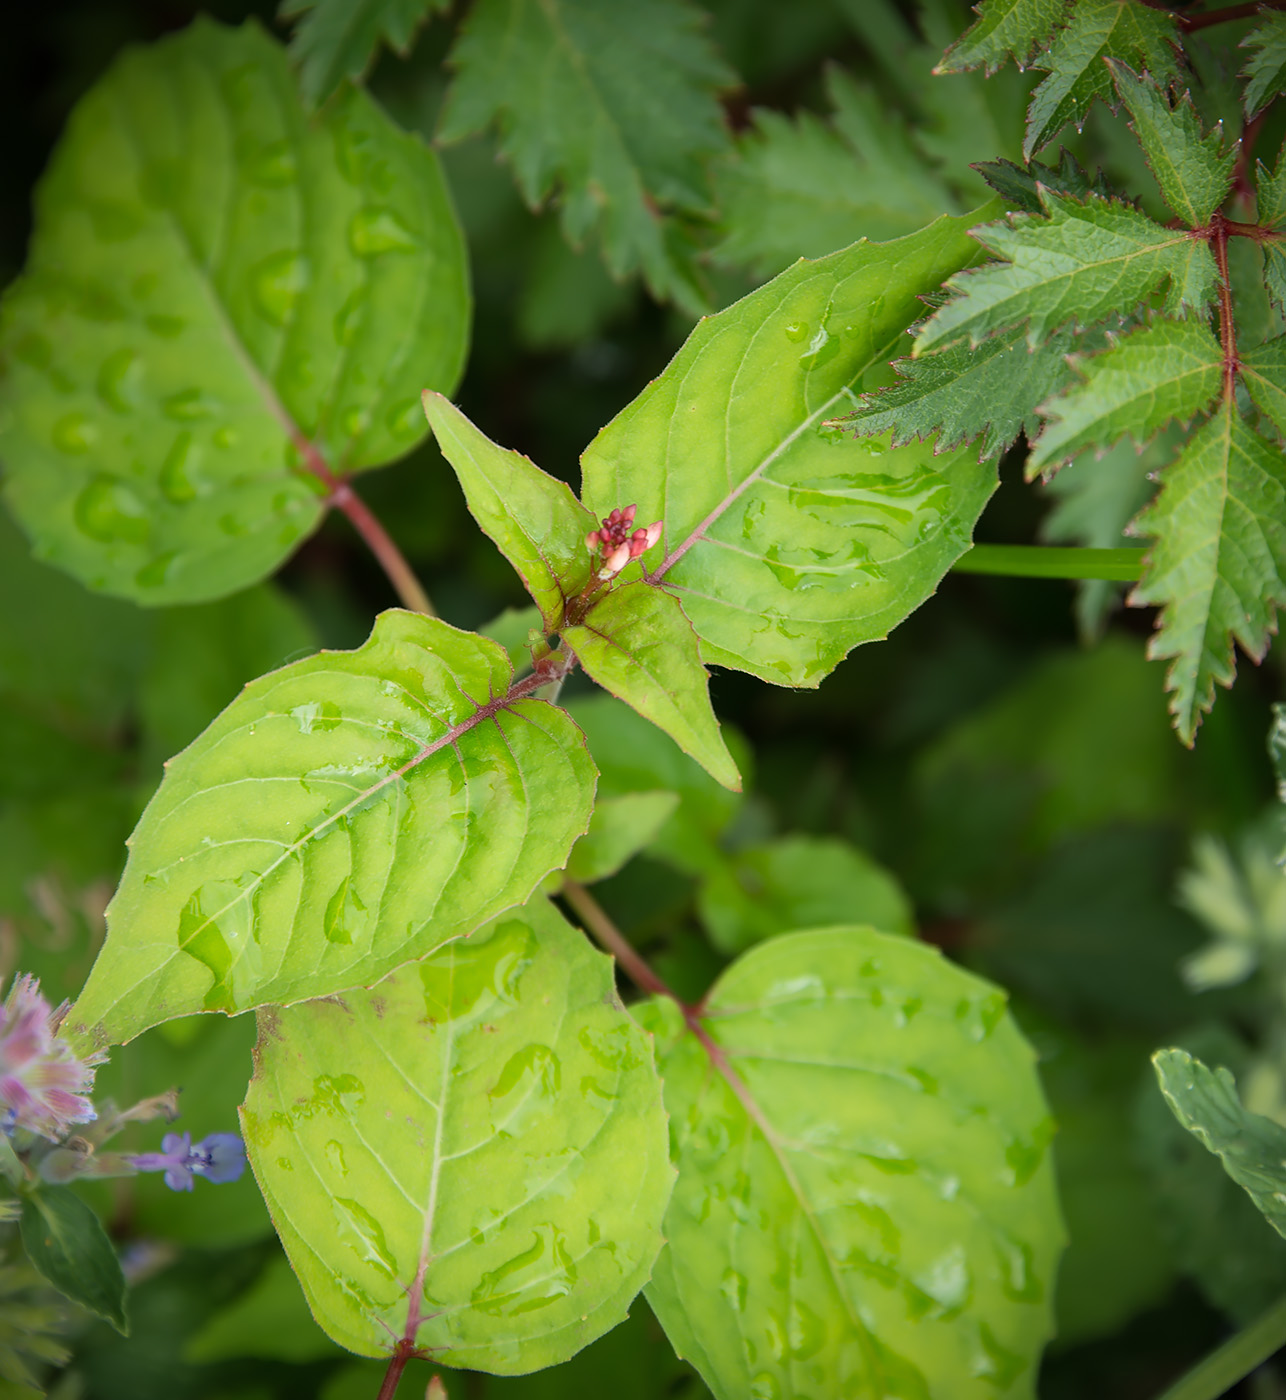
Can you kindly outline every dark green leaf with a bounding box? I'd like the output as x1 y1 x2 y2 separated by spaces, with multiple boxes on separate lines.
20 1188 127 1333
975 150 1118 216
936 0 1071 74
281 0 446 105
1242 14 1286 119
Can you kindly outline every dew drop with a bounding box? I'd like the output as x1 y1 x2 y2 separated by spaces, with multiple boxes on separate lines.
218 513 248 537
163 388 222 421
159 432 199 504
135 550 177 590
750 1372 781 1400
783 321 809 343
97 348 143 414
145 313 186 340
720 1267 747 1312
333 290 364 346
325 1140 348 1177
73 476 150 544
348 207 419 257
238 136 297 187
52 413 97 455
333 1196 397 1279
252 251 310 327
340 406 370 438
212 426 238 449
471 1223 577 1315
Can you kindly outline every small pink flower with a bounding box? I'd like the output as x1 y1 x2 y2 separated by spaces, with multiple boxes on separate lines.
586 506 662 570
0 975 102 1141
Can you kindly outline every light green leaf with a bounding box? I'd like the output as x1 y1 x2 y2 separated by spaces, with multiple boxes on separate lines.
566 791 681 884
423 393 597 631
1243 14 1286 119
563 583 739 791
637 928 1063 1400
1023 0 1179 159
20 1188 128 1334
187 1252 340 1363
1241 334 1286 438
917 193 1217 355
580 213 1000 688
281 0 446 105
242 899 672 1371
437 0 733 311
1153 1048 1286 1241
0 18 468 605
68 610 596 1050
937 0 1071 74
1108 62 1234 227
697 834 913 954
1132 402 1286 743
1029 317 1223 473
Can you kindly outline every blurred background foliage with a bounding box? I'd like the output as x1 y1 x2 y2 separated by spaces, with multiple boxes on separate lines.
4 0 1286 1396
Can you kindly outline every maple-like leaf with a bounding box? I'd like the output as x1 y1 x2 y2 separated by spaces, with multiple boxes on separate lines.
1256 144 1286 308
1132 401 1286 743
975 149 1119 214
937 0 1072 75
438 0 735 312
1243 14 1286 119
280 0 444 103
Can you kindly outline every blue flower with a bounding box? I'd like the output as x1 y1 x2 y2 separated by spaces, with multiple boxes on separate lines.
129 1132 246 1192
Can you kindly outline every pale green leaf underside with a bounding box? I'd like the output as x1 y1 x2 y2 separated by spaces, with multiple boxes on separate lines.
1243 15 1286 119
564 582 740 791
0 18 468 605
565 790 680 883
69 611 596 1050
282 0 446 105
243 899 672 1370
638 928 1063 1400
1153 1048 1286 1241
937 0 1071 74
1029 317 1222 472
581 214 1001 688
1132 401 1286 743
423 392 597 630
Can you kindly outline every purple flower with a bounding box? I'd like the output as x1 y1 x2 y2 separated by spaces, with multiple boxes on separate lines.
129 1131 246 1192
0 975 102 1140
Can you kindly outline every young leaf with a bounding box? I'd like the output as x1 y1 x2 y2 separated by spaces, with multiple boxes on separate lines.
636 928 1063 1400
438 0 734 311
565 791 681 884
1131 401 1286 743
1243 14 1286 119
1107 63 1234 228
975 150 1117 216
1023 0 1179 159
916 193 1218 354
242 900 672 1371
936 0 1072 75
1153 1049 1286 1241
281 0 445 106
68 611 596 1050
20 1188 128 1334
422 393 597 631
0 18 468 605
1028 317 1223 473
580 212 1001 688
563 583 740 791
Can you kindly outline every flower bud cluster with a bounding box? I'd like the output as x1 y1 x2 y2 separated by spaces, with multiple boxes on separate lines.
586 505 663 579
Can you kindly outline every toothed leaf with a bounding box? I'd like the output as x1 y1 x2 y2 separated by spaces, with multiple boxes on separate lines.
1243 14 1286 119
937 0 1072 74
280 0 446 105
975 151 1117 215
1240 335 1286 439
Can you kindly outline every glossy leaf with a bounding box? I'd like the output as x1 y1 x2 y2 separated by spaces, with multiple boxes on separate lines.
1131 402 1286 743
564 583 739 791
0 18 468 605
69 610 596 1050
242 899 673 1371
1243 14 1286 119
937 0 1071 74
281 0 446 105
637 928 1063 1400
916 193 1218 355
566 791 681 884
1029 318 1222 473
580 214 1001 688
423 393 596 631
20 1187 128 1333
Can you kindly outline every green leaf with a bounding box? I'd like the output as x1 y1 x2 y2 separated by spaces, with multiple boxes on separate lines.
1256 147 1286 308
423 393 597 631
697 834 913 954
1029 317 1223 473
636 928 1063 1400
1243 14 1286 119
1023 0 1179 159
975 150 1118 216
842 323 1077 463
19 1187 128 1333
1108 62 1234 228
68 610 596 1050
1131 401 1286 743
1153 1048 1286 1241
0 18 468 606
580 213 1001 688
918 192 1217 356
566 791 682 884
937 0 1071 74
563 583 740 791
281 0 446 105
242 899 673 1370
186 1253 340 1362
1241 334 1286 438
438 0 734 311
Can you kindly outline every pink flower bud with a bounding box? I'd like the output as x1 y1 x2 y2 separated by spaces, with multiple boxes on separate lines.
622 504 637 525
599 543 631 578
643 520 663 549
586 530 601 552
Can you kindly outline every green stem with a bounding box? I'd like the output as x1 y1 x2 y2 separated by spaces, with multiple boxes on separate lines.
1155 1294 1286 1400
952 545 1145 582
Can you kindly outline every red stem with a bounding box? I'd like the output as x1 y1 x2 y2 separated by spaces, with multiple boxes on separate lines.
376 1339 422 1400
1169 0 1286 30
562 880 678 1000
1208 214 1240 399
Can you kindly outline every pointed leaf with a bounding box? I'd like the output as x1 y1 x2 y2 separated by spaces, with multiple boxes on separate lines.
0 18 468 605
916 192 1218 354
580 213 1001 688
1239 334 1286 439
1131 401 1286 743
975 150 1119 216
1029 317 1223 473
1256 145 1286 307
635 928 1063 1400
281 0 446 105
566 791 681 884
1153 1048 1286 1241
242 899 672 1370
423 393 596 631
563 582 740 791
1108 63 1234 228
20 1188 128 1334
68 610 596 1050
937 0 1071 74
1243 14 1286 119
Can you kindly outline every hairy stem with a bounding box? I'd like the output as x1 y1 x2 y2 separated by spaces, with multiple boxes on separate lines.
1209 214 1240 400
376 1338 421 1400
562 880 678 1000
952 545 1145 581
1154 1294 1286 1400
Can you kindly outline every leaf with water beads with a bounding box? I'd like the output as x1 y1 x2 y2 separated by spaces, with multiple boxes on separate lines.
242 898 672 1371
636 926 1063 1400
0 18 468 605
68 610 596 1050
